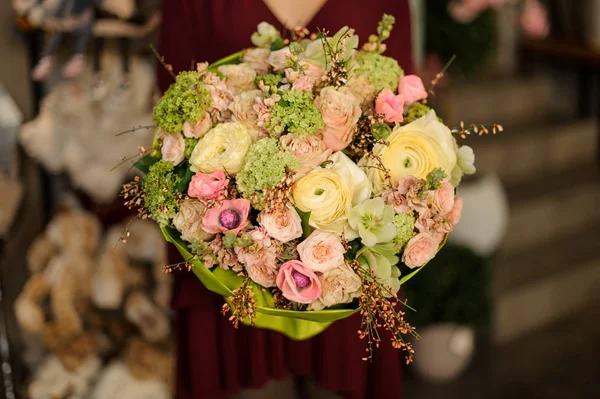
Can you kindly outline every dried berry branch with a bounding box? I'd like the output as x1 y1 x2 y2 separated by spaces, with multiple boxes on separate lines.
222 274 257 328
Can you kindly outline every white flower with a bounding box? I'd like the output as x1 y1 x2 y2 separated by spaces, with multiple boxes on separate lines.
292 152 371 236
297 230 346 273
243 48 270 73
189 122 252 175
362 111 457 194
173 199 214 242
218 63 257 93
267 47 292 71
309 263 362 310
450 144 476 186
257 206 303 243
251 22 281 48
161 133 185 165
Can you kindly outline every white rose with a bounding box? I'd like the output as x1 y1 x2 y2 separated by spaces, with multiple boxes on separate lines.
173 199 214 242
297 230 345 273
161 133 185 165
362 110 457 194
257 206 303 243
218 63 257 93
279 134 332 176
243 48 270 74
309 263 362 310
292 151 371 235
229 90 262 124
266 47 292 71
189 122 252 175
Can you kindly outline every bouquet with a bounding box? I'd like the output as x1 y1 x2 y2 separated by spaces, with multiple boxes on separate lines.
122 15 498 363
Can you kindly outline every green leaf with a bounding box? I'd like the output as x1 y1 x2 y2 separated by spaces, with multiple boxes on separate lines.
295 208 313 239
133 155 161 174
270 37 285 51
344 239 361 261
175 165 194 194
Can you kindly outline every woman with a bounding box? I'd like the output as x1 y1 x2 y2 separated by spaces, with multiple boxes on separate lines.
158 1 414 398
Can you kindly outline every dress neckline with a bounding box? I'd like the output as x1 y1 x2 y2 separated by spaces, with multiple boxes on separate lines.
261 0 330 30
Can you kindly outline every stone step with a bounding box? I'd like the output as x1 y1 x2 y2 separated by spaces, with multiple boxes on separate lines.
492 223 600 343
500 164 600 254
468 119 598 185
433 76 555 128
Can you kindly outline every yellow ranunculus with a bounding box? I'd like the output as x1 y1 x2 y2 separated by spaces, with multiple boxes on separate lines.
362 111 457 193
292 152 371 236
189 122 252 175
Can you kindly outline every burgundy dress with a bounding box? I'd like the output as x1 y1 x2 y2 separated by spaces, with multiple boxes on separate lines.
158 2 414 398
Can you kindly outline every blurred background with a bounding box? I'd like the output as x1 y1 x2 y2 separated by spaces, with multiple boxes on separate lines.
0 0 598 398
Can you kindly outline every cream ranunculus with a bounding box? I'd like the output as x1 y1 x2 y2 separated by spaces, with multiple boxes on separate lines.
218 63 257 93
362 111 457 194
189 122 252 175
309 263 362 310
292 152 371 236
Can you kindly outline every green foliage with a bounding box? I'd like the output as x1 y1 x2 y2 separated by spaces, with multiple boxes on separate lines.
355 51 403 92
403 103 432 124
236 138 299 207
393 213 416 251
426 0 496 75
372 123 392 140
265 91 325 136
255 73 282 93
142 161 182 227
134 154 161 174
296 208 313 239
401 244 491 329
184 138 199 159
426 168 447 191
152 71 212 133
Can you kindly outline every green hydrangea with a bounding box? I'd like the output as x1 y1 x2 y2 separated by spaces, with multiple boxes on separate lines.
404 103 432 124
153 71 212 133
266 91 325 137
142 161 182 227
393 213 416 251
355 51 403 92
236 138 299 208
255 73 282 94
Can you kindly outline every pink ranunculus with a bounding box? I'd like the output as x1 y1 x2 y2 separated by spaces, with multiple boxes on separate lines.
375 88 405 123
403 233 440 269
183 112 212 138
276 260 321 304
398 75 428 105
258 206 303 243
201 199 250 234
430 182 455 215
188 171 229 200
447 196 463 225
316 87 362 151
297 230 346 273
520 0 550 39
161 133 185 165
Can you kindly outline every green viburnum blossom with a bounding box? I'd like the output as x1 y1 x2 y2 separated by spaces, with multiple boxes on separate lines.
251 22 282 48
142 161 182 228
255 73 282 94
355 50 403 92
357 243 401 297
404 103 432 124
266 90 325 137
222 231 253 249
426 168 447 191
153 71 212 134
236 138 299 208
348 197 397 247
393 213 416 251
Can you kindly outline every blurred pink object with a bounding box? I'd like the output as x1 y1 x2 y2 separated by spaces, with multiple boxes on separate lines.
448 0 490 23
520 0 550 39
398 75 428 105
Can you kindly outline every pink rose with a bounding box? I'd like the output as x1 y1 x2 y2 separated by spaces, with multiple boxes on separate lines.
202 199 250 234
188 171 229 200
403 232 440 269
316 87 362 151
447 196 463 225
292 75 314 92
236 228 280 287
161 133 185 165
430 182 455 215
279 134 331 176
297 230 346 273
520 0 549 39
375 88 404 123
398 75 428 105
276 260 321 303
258 206 303 243
183 113 212 138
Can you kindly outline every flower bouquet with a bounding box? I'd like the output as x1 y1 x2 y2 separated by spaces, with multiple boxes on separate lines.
122 15 498 362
